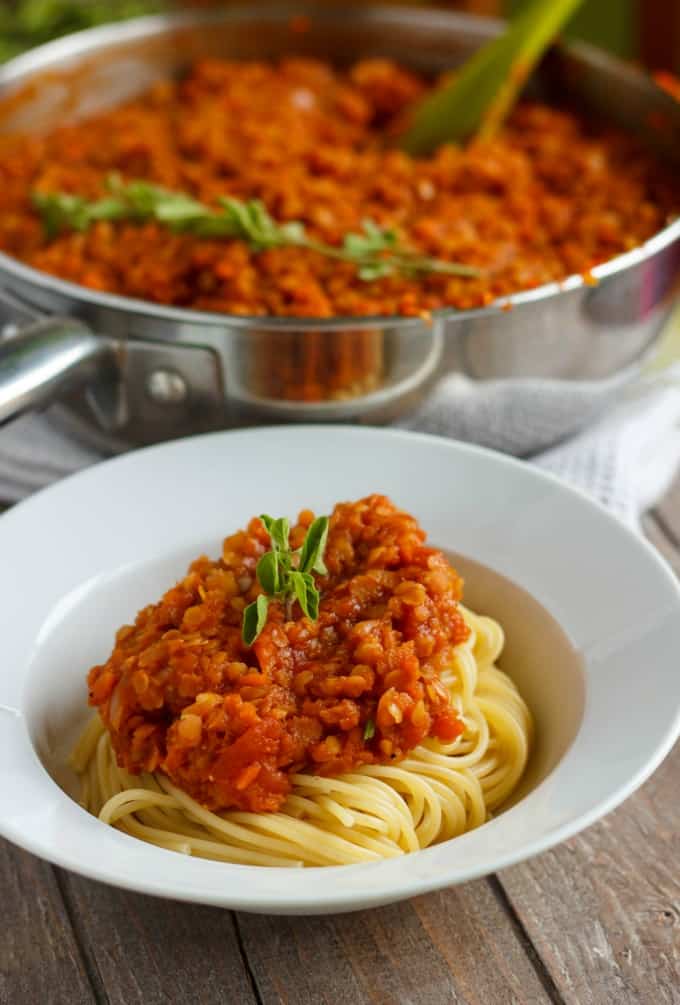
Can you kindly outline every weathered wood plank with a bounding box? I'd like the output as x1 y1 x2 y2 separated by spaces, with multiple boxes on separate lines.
496 511 680 1005
56 871 258 1005
497 741 680 1005
235 879 557 1005
0 840 95 1005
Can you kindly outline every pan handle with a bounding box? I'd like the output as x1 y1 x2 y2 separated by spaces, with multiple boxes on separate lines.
0 318 114 426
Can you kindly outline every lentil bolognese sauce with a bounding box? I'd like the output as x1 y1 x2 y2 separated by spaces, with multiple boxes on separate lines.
74 496 532 866
1 58 679 319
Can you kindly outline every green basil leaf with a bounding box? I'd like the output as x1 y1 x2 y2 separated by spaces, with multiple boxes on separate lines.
256 551 280 595
260 514 275 534
260 514 289 553
272 517 290 552
290 571 309 617
358 262 393 281
363 719 376 741
289 572 320 620
297 572 319 620
304 577 320 621
242 594 270 646
299 515 329 575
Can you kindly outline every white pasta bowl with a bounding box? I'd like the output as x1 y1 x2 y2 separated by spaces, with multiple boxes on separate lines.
1 426 679 914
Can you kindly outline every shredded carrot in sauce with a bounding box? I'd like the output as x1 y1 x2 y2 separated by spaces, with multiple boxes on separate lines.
87 495 467 813
1 57 678 318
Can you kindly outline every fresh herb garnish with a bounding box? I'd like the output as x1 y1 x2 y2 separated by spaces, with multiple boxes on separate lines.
242 514 330 646
32 175 479 283
363 719 376 741
242 593 270 648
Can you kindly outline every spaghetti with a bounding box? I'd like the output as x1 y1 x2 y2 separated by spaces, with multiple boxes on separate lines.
72 607 531 867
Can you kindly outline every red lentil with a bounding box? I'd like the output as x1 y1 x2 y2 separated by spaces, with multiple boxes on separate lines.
87 495 468 813
0 58 678 318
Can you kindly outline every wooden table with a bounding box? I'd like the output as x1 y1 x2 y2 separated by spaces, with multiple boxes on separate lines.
2 482 680 1005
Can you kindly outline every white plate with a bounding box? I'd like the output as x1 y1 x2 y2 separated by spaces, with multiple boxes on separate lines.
1 426 679 914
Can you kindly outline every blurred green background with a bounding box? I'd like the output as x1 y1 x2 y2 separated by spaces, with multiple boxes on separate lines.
0 0 163 61
509 0 635 58
1 0 677 66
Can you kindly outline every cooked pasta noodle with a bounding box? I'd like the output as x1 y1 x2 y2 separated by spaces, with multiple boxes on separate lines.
72 607 532 867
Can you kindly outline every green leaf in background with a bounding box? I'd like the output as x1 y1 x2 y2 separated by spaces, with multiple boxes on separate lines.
399 0 586 155
0 0 163 63
32 191 92 237
32 188 130 236
508 0 635 59
33 177 480 282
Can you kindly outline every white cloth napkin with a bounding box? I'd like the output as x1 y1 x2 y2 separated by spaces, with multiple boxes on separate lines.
400 367 680 529
2 367 680 529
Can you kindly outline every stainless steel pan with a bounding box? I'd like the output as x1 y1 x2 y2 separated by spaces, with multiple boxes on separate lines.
1 5 679 452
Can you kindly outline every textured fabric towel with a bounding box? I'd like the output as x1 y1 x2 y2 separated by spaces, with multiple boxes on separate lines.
1 366 679 529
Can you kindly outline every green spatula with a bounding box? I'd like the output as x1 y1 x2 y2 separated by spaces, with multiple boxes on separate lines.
399 0 586 156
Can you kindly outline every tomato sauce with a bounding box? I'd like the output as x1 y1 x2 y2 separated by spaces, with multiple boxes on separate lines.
1 58 678 319
88 495 468 812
